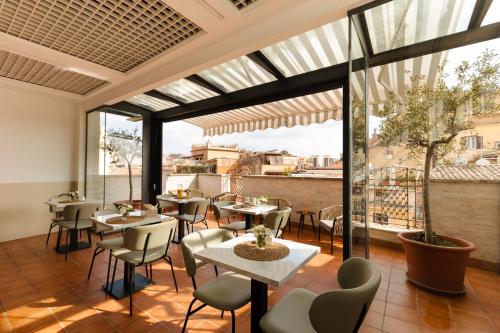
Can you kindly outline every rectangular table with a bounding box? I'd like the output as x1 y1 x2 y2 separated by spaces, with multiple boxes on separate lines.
91 211 174 298
193 235 320 333
221 204 277 229
45 199 101 210
156 195 205 243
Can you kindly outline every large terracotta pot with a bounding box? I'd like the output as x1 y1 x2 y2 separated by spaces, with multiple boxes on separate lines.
397 232 475 295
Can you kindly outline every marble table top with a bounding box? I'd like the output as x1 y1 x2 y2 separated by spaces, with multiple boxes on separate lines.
193 234 320 287
45 199 101 209
156 195 205 204
221 204 277 216
91 211 175 231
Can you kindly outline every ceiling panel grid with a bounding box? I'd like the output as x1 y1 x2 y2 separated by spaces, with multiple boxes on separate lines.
230 0 260 10
0 0 202 72
0 50 107 94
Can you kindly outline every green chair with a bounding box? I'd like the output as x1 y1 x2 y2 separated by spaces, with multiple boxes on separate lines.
318 205 343 254
87 208 124 291
212 200 246 235
260 257 381 333
247 207 291 238
181 229 251 333
177 199 210 234
110 220 178 316
267 198 292 232
58 203 100 260
45 195 68 245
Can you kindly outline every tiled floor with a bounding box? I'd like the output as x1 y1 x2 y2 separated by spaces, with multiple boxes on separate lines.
0 215 498 333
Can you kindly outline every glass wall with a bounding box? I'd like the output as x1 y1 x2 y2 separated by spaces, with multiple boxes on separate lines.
349 16 370 258
85 109 143 207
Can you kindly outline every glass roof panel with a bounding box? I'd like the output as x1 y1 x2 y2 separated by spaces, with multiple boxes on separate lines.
482 0 499 26
260 17 363 77
364 0 475 54
156 78 219 103
197 55 276 92
127 94 178 111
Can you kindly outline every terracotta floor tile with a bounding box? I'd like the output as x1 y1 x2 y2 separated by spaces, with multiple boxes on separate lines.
382 315 420 333
385 302 419 324
0 219 497 333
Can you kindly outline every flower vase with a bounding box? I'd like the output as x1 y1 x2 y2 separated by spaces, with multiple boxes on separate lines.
256 234 266 250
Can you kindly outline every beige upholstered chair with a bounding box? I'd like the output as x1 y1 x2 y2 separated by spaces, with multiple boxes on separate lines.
267 198 292 232
158 193 179 216
214 192 237 202
58 203 100 260
248 208 292 238
177 199 210 233
318 205 343 254
260 257 381 333
187 187 203 198
212 200 246 235
109 220 178 316
45 195 68 245
181 229 251 333
87 208 124 291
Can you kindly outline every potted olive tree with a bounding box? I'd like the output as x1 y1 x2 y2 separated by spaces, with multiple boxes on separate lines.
377 50 499 294
100 128 143 209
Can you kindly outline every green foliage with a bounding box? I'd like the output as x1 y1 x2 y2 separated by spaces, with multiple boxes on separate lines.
176 164 210 174
376 50 500 243
378 50 500 154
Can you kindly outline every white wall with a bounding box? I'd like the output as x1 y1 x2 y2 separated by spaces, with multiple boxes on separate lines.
0 86 81 242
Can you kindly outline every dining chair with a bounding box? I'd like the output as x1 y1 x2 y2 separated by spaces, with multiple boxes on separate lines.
212 200 246 235
158 194 179 217
214 192 237 202
87 208 124 291
318 205 343 254
248 207 291 238
267 198 293 232
260 257 381 333
45 195 69 245
187 187 204 198
180 229 251 333
58 203 100 260
109 220 178 316
177 199 210 234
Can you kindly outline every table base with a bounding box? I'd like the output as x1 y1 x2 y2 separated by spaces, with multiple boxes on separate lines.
55 241 91 253
104 273 153 299
251 279 268 333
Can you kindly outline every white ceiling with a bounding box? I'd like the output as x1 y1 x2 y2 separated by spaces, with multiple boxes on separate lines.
0 0 370 107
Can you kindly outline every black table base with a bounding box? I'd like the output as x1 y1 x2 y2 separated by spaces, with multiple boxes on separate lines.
104 273 153 299
172 202 186 244
245 215 255 230
251 279 268 333
55 241 91 253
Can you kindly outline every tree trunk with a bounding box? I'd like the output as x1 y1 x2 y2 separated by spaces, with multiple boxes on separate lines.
423 144 435 244
128 163 133 203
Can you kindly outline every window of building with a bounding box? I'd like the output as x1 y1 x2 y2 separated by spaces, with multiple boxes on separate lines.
466 136 483 150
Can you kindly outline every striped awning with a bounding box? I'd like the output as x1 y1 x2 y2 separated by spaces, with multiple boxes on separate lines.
185 90 343 136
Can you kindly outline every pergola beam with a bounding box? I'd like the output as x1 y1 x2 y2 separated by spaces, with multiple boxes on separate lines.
156 60 352 121
369 21 500 67
468 0 493 29
185 74 226 95
247 51 286 80
144 89 185 105
353 12 374 56
107 101 153 116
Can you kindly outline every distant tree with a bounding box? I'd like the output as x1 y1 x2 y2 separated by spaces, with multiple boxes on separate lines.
377 50 500 244
100 128 142 202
